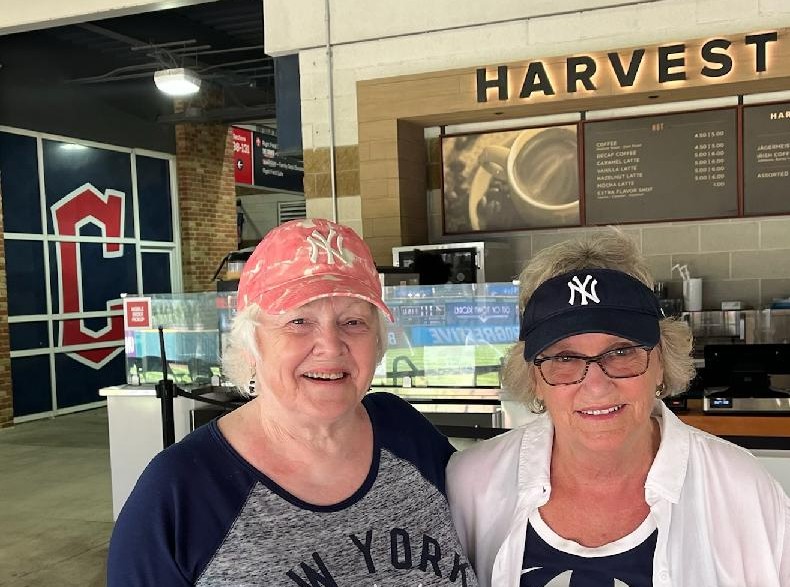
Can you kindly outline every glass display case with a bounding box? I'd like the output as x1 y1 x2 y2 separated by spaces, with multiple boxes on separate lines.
683 310 757 356
123 284 520 391
123 291 237 386
372 282 519 389
682 309 790 357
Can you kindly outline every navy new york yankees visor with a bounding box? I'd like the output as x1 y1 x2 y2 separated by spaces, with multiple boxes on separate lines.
519 268 663 361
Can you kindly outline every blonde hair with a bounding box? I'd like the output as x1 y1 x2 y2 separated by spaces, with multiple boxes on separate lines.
502 229 695 411
222 302 389 395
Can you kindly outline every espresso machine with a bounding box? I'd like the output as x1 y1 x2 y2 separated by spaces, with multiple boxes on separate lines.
702 343 790 414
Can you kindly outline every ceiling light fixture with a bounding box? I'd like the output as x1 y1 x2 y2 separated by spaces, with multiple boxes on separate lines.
154 67 201 96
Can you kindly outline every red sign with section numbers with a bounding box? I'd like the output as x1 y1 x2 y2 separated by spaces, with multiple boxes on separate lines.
232 127 253 185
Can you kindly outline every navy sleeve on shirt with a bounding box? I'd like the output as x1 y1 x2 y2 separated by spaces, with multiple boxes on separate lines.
107 425 259 586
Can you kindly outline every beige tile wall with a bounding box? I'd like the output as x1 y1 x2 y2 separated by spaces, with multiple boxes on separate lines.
427 191 790 310
303 146 365 237
303 146 360 199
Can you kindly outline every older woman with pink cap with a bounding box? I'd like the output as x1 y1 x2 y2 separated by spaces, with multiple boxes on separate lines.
108 219 477 586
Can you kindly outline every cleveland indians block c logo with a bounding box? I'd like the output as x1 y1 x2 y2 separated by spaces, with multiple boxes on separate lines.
51 183 126 369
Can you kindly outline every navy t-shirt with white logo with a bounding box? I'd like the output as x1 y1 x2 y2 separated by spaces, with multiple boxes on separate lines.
521 511 657 587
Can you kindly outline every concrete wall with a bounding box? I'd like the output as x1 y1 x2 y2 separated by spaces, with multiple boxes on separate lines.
270 0 790 152
265 0 790 309
265 0 662 55
0 0 216 34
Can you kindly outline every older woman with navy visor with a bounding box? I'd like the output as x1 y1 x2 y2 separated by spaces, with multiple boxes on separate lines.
447 231 789 587
108 219 477 587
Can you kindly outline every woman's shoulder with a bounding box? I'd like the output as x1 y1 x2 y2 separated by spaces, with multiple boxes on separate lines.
683 423 788 500
133 420 258 502
364 391 452 447
447 426 529 486
363 392 455 493
695 433 768 468
144 421 219 476
134 425 205 485
109 422 261 584
452 413 551 463
363 390 414 412
662 406 765 473
685 422 764 467
115 420 262 540
363 391 437 433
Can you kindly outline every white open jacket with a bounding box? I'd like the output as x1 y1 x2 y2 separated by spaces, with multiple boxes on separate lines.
446 401 790 587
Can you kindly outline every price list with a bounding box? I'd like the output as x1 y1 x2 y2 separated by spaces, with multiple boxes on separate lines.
693 129 728 188
591 139 649 199
584 108 738 224
743 102 790 215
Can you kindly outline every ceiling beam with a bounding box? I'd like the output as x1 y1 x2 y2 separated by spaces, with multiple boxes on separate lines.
157 104 276 124
77 22 147 47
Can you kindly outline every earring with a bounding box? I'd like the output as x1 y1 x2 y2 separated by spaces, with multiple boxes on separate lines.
655 382 666 398
531 397 546 414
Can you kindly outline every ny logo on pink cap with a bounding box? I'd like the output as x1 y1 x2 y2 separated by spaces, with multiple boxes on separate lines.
236 218 394 321
306 228 349 265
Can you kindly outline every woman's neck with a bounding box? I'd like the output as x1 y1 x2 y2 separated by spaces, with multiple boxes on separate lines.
223 396 369 461
550 418 660 489
218 396 374 506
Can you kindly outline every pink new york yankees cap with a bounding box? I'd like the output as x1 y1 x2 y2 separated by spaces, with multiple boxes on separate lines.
236 218 393 321
519 268 663 361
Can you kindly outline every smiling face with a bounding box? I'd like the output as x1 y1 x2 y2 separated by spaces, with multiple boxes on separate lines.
253 297 380 426
535 332 664 456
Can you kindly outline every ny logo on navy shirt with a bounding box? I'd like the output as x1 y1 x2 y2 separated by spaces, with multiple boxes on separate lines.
521 522 657 587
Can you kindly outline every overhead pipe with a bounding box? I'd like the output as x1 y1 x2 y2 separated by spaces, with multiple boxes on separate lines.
325 0 338 222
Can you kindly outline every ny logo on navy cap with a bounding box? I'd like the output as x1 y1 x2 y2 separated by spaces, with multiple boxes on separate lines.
567 275 600 306
520 268 663 361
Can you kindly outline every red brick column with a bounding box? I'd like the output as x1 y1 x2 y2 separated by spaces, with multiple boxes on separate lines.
174 97 237 292
0 183 12 428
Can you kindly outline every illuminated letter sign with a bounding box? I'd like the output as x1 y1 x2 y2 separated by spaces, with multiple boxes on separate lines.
476 31 780 103
51 183 126 368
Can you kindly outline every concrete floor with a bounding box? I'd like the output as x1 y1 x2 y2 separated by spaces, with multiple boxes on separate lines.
0 409 112 587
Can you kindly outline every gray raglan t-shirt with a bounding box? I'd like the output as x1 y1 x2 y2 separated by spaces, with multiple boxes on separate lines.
107 392 478 587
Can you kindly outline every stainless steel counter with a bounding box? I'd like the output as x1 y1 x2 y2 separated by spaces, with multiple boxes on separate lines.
372 386 510 437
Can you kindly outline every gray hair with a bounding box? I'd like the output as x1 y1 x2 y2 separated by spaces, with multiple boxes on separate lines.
222 302 389 395
501 229 695 412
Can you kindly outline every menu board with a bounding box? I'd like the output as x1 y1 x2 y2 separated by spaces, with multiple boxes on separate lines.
743 102 790 215
584 109 738 224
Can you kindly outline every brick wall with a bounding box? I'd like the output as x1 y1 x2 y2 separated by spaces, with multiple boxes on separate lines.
174 101 237 292
0 183 12 428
